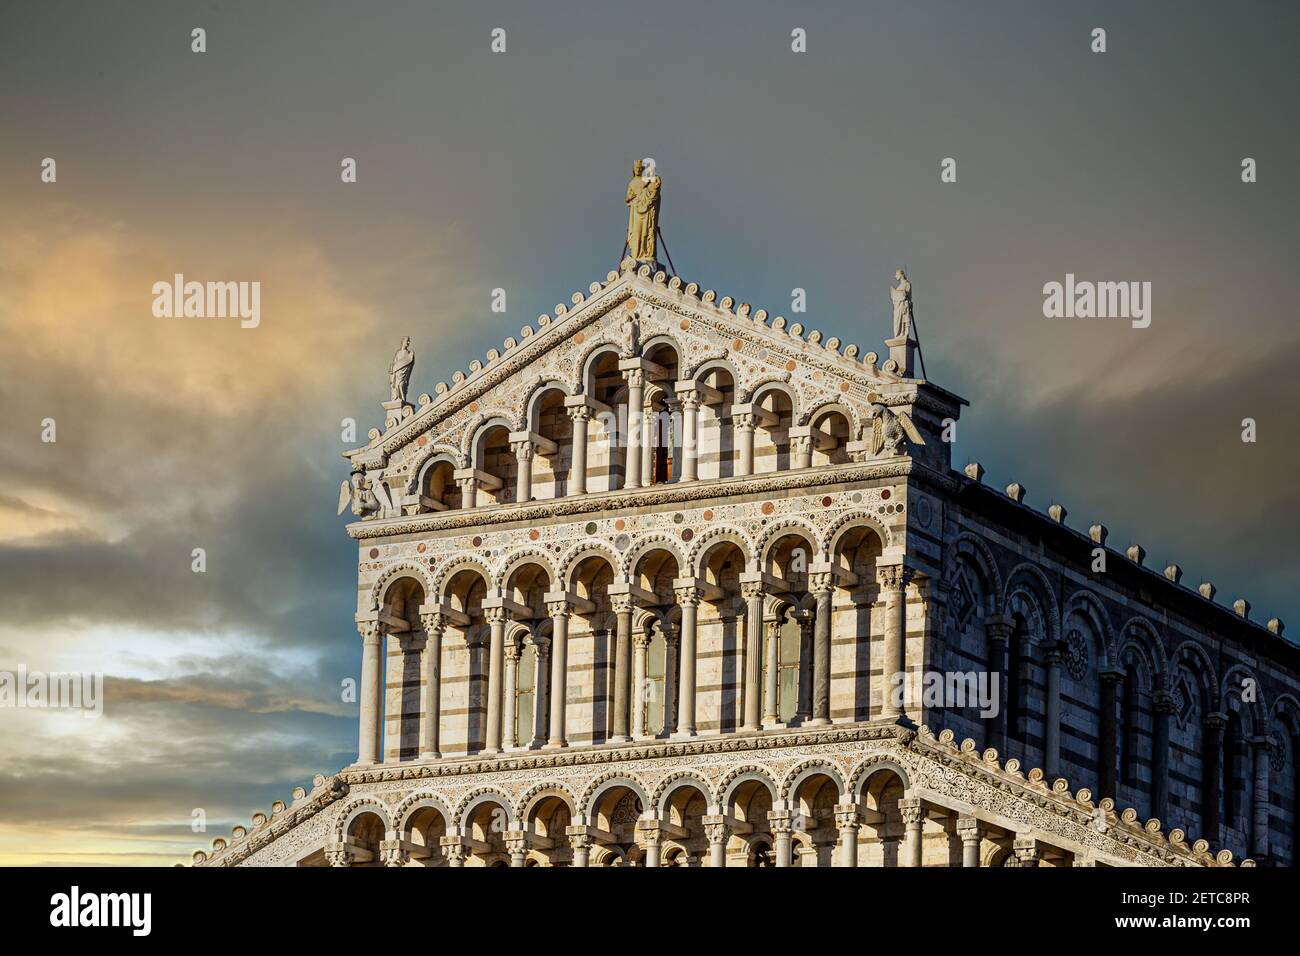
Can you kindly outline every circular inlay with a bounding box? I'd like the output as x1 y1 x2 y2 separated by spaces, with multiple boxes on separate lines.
881 489 891 500
672 513 684 524
840 381 850 393
821 496 833 507
732 338 744 351
615 519 626 531
418 436 428 446
469 401 478 413
1065 629 1089 680
615 534 631 551
368 548 379 559
851 492 862 503
785 360 797 372
472 536 482 547
528 530 539 541
681 528 694 542
417 543 426 553
702 509 714 521
680 319 690 331
574 331 585 344
627 299 638 310
761 502 775 515
585 522 597 535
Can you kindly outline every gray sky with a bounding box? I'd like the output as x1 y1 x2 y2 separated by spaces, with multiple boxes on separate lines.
1 0 1296 863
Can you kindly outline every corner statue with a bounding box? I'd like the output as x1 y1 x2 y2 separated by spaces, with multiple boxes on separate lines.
389 336 414 404
890 269 913 340
625 158 661 261
337 469 393 519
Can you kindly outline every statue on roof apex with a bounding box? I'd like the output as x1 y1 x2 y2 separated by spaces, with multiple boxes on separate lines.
389 336 414 404
625 158 661 261
890 268 913 340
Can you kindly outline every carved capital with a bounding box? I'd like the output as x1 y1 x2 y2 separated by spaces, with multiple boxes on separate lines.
702 816 731 846
566 404 592 423
419 611 445 635
358 622 382 646
877 564 909 592
546 600 572 619
674 586 702 608
899 797 925 827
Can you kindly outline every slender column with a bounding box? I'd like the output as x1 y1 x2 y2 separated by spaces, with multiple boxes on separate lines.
1251 736 1272 861
1152 692 1174 821
1098 669 1124 798
528 638 549 749
611 595 634 742
900 798 925 867
632 631 651 739
797 614 813 721
733 410 755 477
418 612 443 760
741 578 765 732
679 390 700 481
663 627 678 736
1202 713 1225 840
502 641 520 750
506 832 527 867
880 565 909 719
640 821 661 868
957 816 982 868
985 616 1012 748
792 432 812 469
623 369 643 489
1012 837 1040 868
357 622 383 765
457 475 478 510
763 619 781 726
512 440 534 502
834 803 860 868
769 811 793 867
1043 641 1063 777
704 816 730 868
442 839 468 868
673 584 700 737
810 575 833 725
566 826 590 867
482 607 506 755
546 602 570 747
566 405 590 496
640 404 655 486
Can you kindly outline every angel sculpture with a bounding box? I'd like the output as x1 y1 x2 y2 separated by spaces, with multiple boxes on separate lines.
337 470 393 519
869 402 924 458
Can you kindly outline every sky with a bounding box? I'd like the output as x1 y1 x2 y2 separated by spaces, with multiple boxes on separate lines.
0 0 1296 865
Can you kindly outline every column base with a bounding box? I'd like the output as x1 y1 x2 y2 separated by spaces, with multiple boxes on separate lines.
480 748 500 757
805 717 831 727
418 751 442 761
544 740 568 750
609 735 632 744
671 729 698 740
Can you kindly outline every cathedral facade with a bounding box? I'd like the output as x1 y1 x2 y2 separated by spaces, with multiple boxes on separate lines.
194 217 1299 868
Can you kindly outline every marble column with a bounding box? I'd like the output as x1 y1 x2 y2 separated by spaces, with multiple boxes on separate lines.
1152 692 1174 821
810 575 833 725
1202 713 1225 840
457 475 478 510
797 614 813 722
418 612 443 760
900 798 925 867
674 585 700 737
566 826 590 867
763 619 781 726
733 410 755 477
506 833 527 867
640 403 655 486
985 616 1011 750
1251 736 1272 862
741 580 765 732
502 640 520 750
357 622 383 765
1099 669 1124 798
640 822 661 868
957 816 981 867
546 602 570 747
1043 641 1063 778
880 565 908 719
611 596 634 742
769 811 793 867
663 627 678 736
1013 837 1040 868
834 803 860 868
792 432 812 470
704 816 730 868
483 607 506 755
567 405 590 496
632 631 651 739
512 440 534 502
679 390 700 481
623 368 643 490
530 638 550 749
